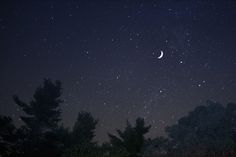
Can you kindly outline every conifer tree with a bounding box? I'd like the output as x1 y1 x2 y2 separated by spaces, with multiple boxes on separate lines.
13 79 63 157
108 118 151 157
0 115 17 157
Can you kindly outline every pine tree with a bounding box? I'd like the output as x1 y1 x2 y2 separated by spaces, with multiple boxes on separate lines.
72 111 98 146
108 118 151 157
13 79 63 157
0 115 17 157
14 79 62 133
63 111 98 157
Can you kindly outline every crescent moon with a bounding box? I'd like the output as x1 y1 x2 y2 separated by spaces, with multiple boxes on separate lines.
158 50 164 59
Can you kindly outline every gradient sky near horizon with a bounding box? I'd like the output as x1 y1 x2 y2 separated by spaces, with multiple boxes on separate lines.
1 0 236 142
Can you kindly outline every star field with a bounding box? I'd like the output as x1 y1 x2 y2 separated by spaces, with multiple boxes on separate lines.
1 0 236 142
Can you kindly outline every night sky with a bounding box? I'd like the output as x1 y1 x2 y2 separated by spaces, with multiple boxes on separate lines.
1 0 236 142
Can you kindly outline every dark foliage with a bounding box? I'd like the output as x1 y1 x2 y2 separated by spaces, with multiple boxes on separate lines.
143 137 171 157
13 79 64 157
63 111 98 157
72 111 98 145
108 118 151 157
13 79 62 132
1 80 236 157
0 116 17 157
166 101 236 157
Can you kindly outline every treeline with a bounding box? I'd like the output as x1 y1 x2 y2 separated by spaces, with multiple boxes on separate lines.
0 79 236 157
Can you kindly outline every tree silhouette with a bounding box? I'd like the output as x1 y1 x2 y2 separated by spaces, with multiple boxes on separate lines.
13 79 62 132
13 79 63 157
166 101 236 157
142 137 171 157
63 111 98 157
0 115 17 157
72 111 98 145
108 118 151 157
1 78 236 157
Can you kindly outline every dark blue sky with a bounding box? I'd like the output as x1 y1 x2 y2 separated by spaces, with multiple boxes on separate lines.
1 0 236 142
